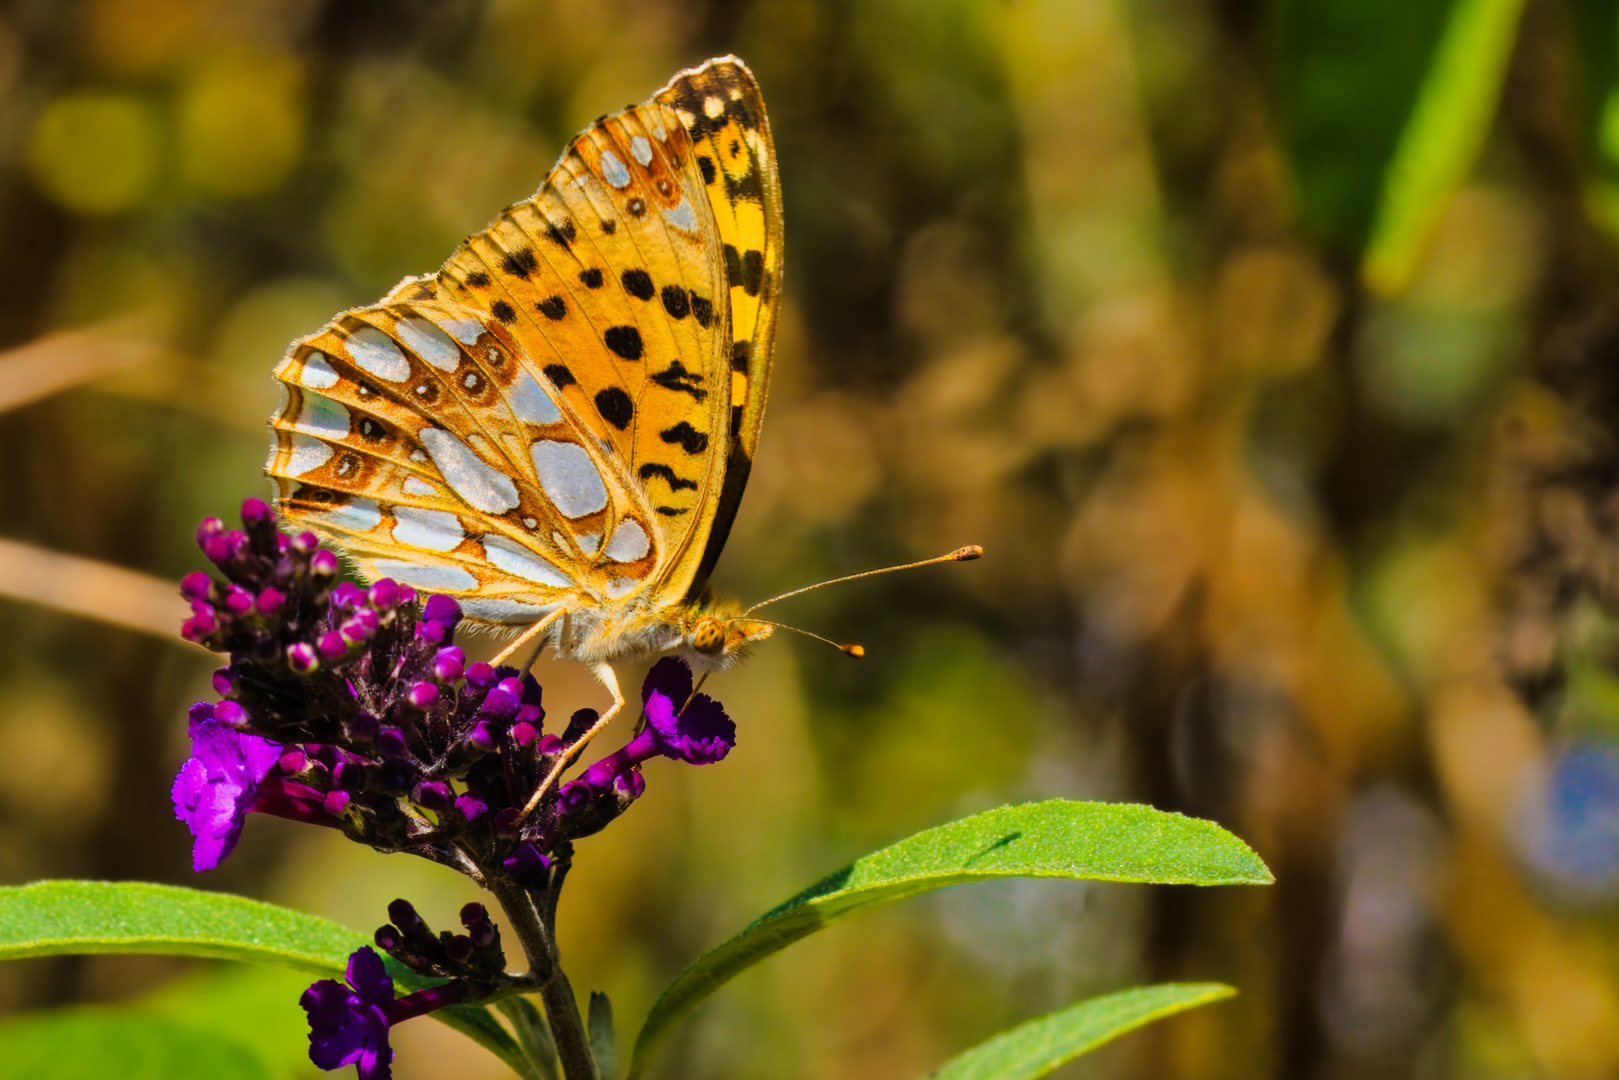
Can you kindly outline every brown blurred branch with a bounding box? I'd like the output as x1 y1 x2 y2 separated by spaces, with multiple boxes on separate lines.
0 535 192 643
0 319 186 416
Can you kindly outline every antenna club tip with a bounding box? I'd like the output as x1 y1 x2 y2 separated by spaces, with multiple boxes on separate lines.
952 545 984 561
842 644 866 658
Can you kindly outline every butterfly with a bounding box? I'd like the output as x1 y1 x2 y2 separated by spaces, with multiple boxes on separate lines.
263 56 783 751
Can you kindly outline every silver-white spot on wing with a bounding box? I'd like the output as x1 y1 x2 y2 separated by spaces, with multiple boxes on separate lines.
530 439 608 519
284 432 333 476
436 317 484 345
392 506 465 552
578 532 601 555
483 535 572 589
299 353 340 389
371 560 478 591
601 149 631 188
602 519 649 562
459 598 559 624
346 327 411 383
317 497 383 533
662 198 699 232
402 476 438 498
603 577 638 598
511 372 562 425
652 123 667 141
421 428 520 514
396 317 461 372
630 135 653 166
293 394 349 439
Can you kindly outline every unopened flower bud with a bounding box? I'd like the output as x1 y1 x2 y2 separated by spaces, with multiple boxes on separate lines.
180 572 213 602
433 647 465 683
368 579 400 610
413 781 451 810
240 498 273 526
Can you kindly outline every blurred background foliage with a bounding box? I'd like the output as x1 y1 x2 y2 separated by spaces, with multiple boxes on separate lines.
7 0 1619 1077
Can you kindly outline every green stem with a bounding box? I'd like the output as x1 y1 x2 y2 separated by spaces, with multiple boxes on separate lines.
487 875 596 1080
539 966 598 1080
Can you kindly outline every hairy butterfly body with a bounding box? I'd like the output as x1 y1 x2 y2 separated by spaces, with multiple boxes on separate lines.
265 56 782 689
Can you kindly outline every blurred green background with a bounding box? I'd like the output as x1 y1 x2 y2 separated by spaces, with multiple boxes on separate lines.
7 0 1619 1076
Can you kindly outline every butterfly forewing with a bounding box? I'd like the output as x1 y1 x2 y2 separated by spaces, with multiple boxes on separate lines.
655 61 784 595
265 56 781 643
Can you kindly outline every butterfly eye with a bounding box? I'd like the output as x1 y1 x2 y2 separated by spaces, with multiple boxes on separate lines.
692 619 726 654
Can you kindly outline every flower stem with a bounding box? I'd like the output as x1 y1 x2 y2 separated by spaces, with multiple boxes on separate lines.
538 966 598 1080
488 876 597 1080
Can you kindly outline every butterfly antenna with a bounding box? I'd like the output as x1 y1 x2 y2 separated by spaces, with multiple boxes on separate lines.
748 620 866 658
743 545 983 616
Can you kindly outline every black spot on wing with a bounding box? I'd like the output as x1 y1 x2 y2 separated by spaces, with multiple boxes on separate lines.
490 300 517 324
731 404 742 439
603 326 643 360
579 268 604 288
594 387 634 430
545 220 576 248
740 249 763 297
502 249 538 279
650 361 705 401
626 197 646 217
697 155 716 185
602 220 617 235
537 295 567 320
731 341 751 371
656 506 690 516
543 364 575 388
660 421 708 455
621 268 655 301
724 165 763 205
660 285 689 320
639 463 698 492
466 271 491 288
690 294 715 328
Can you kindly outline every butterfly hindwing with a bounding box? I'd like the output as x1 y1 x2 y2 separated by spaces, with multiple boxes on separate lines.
265 56 782 634
266 288 663 622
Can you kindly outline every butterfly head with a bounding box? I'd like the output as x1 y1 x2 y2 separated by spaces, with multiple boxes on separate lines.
680 600 775 671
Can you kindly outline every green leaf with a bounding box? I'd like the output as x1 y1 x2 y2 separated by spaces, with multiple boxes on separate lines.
925 984 1235 1080
497 996 562 1080
1362 0 1529 292
1273 0 1456 250
0 1009 273 1080
589 990 618 1080
627 800 1269 1078
0 880 529 1077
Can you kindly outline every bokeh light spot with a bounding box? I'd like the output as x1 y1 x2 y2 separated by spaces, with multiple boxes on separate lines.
27 92 160 215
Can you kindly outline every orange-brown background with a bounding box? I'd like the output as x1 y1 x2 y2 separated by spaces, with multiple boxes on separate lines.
2 0 1616 1077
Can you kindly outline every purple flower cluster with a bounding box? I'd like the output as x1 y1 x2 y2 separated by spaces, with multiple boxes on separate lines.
170 500 739 1078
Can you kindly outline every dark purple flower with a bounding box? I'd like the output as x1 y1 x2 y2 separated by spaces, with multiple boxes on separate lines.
559 659 735 815
302 946 469 1080
640 657 736 765
171 711 282 871
301 946 395 1080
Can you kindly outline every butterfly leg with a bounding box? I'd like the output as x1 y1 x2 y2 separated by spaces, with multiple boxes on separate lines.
489 607 565 668
518 662 624 820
